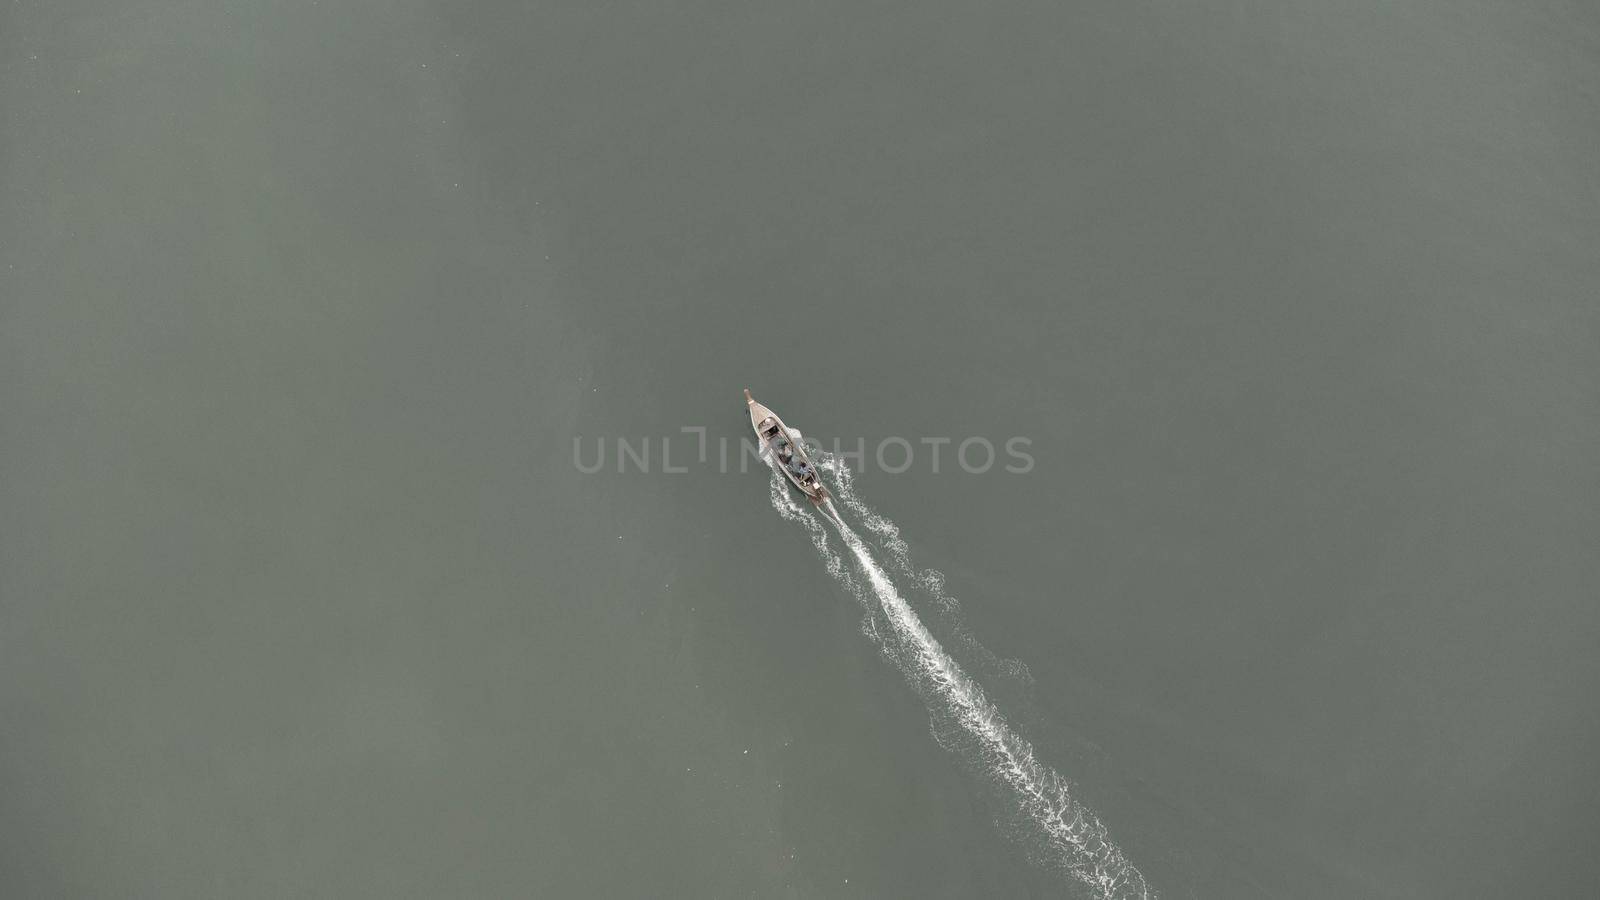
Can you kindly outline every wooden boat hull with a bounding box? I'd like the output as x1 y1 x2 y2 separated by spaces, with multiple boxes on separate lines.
745 389 830 504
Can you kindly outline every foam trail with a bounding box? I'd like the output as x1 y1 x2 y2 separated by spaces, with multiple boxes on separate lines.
826 456 1036 689
767 464 1152 899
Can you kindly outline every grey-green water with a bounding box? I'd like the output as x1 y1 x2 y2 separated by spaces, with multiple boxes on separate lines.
4 2 1597 897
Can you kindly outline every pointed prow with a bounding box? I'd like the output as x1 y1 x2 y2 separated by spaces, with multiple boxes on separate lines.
743 388 754 405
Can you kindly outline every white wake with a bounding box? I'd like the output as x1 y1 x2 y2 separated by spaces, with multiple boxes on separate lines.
766 456 1153 899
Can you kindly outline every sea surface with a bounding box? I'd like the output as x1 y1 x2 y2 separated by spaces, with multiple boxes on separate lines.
3 2 1598 897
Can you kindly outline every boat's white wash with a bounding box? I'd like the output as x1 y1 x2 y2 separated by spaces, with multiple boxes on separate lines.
766 457 1152 899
